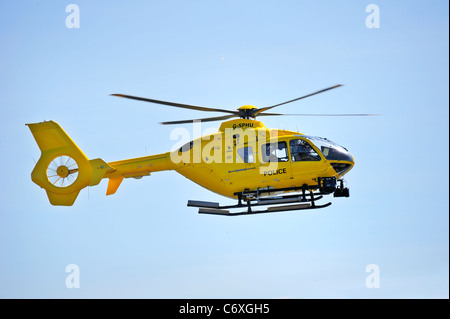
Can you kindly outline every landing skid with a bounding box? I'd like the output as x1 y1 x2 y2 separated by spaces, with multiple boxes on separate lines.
196 202 332 216
188 185 334 216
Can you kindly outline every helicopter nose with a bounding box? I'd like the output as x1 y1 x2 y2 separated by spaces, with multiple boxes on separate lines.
329 151 354 176
349 153 355 170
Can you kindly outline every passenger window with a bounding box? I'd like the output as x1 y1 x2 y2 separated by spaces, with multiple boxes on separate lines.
289 139 321 162
237 146 254 163
261 142 289 162
179 141 193 153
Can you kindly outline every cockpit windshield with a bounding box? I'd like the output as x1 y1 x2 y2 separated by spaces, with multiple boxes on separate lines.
303 136 353 162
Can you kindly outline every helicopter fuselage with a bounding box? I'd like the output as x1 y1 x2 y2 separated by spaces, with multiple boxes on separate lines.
104 119 354 199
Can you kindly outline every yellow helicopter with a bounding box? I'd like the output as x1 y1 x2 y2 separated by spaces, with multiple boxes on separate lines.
27 85 374 215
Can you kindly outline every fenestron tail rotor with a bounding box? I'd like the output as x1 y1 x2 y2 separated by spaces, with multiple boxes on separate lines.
111 84 377 124
46 155 79 188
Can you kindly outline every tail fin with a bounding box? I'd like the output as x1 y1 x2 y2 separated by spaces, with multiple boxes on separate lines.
26 121 112 206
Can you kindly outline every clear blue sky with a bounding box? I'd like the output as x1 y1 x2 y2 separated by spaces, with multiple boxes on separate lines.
0 0 448 298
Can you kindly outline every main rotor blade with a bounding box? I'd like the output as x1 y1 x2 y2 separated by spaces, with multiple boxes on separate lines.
253 84 343 116
258 112 379 117
111 94 238 115
161 114 238 125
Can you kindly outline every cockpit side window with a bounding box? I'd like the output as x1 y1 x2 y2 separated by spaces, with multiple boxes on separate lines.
305 136 353 162
261 141 289 162
289 139 321 162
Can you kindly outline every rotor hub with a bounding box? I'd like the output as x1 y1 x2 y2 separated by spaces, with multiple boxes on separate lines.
56 165 70 178
237 105 258 119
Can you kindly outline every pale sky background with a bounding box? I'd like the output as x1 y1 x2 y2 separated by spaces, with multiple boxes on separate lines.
0 1 448 298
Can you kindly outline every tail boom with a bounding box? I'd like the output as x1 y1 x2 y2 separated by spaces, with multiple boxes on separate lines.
104 153 176 195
